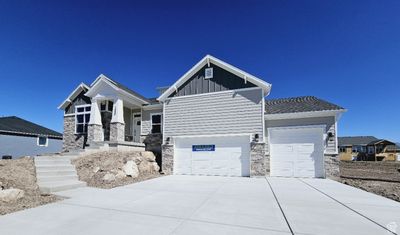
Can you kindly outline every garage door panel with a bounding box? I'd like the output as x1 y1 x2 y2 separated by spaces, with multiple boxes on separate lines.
174 136 250 177
270 127 324 178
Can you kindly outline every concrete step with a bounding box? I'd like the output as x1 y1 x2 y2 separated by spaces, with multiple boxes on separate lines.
37 175 79 183
36 165 76 171
36 169 78 177
39 180 87 194
35 156 73 161
35 160 72 166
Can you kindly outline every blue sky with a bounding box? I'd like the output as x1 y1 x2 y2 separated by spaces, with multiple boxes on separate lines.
0 0 399 142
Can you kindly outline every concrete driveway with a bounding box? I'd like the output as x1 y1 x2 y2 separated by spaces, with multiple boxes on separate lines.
0 175 399 235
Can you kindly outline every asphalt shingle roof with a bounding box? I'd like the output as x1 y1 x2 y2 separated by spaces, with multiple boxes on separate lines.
265 96 345 114
338 136 379 146
0 116 62 139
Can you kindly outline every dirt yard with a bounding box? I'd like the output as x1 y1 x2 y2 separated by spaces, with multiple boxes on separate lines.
339 178 400 202
72 151 161 189
0 158 59 215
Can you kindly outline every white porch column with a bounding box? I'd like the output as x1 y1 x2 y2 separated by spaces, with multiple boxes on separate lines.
110 98 125 142
87 99 104 142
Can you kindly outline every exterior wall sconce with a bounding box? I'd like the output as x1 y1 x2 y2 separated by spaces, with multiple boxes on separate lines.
328 132 334 140
253 134 259 142
165 137 171 144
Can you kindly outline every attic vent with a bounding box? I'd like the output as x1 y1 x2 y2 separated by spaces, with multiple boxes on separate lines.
205 67 213 79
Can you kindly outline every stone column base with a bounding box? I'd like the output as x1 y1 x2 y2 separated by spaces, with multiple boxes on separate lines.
110 122 125 142
88 124 103 143
162 144 174 174
250 142 267 177
324 154 339 179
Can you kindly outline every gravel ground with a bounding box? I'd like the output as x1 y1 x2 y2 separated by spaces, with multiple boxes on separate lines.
72 151 161 189
339 178 400 202
0 158 60 215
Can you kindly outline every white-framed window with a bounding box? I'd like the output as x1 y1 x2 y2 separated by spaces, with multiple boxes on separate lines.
368 146 375 154
339 147 346 153
75 104 91 134
150 113 162 134
205 67 213 79
37 136 48 146
100 100 113 112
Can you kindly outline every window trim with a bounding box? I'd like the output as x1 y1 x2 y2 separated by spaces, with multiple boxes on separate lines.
75 104 91 134
150 113 162 134
37 136 48 147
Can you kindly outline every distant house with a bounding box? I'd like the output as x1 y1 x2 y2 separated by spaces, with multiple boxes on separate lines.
0 116 63 159
338 136 398 161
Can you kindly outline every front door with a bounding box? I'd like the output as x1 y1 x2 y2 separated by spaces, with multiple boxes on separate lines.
132 114 141 142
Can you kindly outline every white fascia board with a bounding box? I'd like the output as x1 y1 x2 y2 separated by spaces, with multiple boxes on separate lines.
58 83 90 110
265 109 347 120
157 55 272 102
142 104 163 110
86 74 149 105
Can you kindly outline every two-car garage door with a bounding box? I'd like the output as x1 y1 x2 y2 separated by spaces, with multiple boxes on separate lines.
174 135 250 177
269 126 325 178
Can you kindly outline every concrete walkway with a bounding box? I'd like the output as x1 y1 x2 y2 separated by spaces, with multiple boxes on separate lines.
0 176 399 235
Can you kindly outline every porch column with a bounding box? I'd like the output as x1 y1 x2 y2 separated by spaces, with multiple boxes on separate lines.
110 98 125 142
87 99 104 142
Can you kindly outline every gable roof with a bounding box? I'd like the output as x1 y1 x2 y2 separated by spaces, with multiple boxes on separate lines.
85 74 150 104
338 136 379 146
265 96 345 115
58 83 90 110
0 116 62 139
157 55 272 102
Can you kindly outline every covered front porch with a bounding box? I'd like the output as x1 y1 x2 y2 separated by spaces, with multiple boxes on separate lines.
84 75 150 147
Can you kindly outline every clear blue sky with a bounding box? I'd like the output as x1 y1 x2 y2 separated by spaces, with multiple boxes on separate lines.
0 0 399 142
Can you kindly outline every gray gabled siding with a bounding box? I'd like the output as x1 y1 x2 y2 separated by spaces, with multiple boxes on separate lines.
65 91 91 115
169 63 256 98
164 88 263 141
265 116 336 154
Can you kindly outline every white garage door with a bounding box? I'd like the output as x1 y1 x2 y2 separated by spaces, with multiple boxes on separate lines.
269 126 324 178
174 135 250 177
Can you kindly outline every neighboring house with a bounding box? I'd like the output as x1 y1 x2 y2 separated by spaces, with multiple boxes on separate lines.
338 136 398 161
59 55 346 178
0 116 63 159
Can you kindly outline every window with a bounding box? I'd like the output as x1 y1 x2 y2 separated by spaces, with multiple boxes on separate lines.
376 145 384 154
100 101 113 112
368 146 375 154
352 146 358 153
151 113 162 134
37 136 48 146
339 147 346 153
205 67 213 79
75 104 91 134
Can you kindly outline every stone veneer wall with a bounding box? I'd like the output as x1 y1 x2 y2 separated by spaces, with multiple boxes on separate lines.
88 124 103 143
250 142 267 177
324 154 340 179
63 116 87 152
110 123 125 142
161 144 174 174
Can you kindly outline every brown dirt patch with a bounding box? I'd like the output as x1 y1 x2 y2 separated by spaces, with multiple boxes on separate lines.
339 178 400 202
0 158 60 215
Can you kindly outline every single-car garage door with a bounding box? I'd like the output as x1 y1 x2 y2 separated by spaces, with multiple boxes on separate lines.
269 126 324 178
174 135 250 177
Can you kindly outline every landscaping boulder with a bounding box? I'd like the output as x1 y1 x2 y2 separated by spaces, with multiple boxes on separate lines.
141 152 156 162
115 170 126 179
102 173 116 182
93 166 100 173
123 160 139 178
0 188 25 202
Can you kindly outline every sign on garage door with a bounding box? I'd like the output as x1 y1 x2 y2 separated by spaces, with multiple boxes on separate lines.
174 135 251 177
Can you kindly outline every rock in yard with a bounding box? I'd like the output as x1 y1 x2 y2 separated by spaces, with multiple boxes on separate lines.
0 188 25 202
115 170 126 179
123 161 139 178
141 152 156 162
93 166 100 173
102 173 116 182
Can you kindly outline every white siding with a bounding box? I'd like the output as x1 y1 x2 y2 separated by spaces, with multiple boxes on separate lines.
265 116 336 154
164 88 263 140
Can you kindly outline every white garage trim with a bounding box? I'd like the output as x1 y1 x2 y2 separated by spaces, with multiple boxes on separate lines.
172 133 253 140
268 125 326 178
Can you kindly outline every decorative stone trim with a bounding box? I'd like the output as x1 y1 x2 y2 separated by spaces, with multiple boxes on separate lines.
63 116 87 152
161 144 174 174
110 122 125 142
88 124 103 143
250 142 267 177
324 154 339 179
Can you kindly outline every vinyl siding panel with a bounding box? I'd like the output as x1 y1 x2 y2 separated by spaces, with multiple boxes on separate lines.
265 116 336 154
0 134 62 159
141 108 163 135
164 88 263 141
